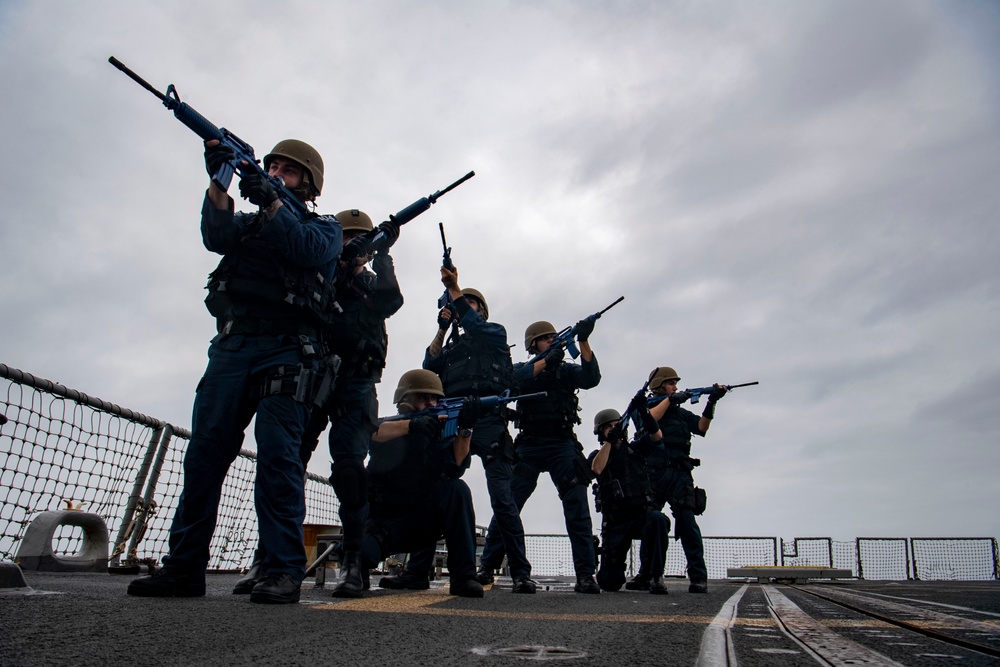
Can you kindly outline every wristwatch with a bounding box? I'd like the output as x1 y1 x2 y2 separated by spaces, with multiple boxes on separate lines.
458 427 474 438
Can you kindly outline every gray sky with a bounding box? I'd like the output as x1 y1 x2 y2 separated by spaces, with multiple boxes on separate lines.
2 0 998 544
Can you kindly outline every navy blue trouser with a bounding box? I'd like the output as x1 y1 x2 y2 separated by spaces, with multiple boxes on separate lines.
480 435 596 577
647 464 706 582
300 374 377 552
164 334 314 579
597 507 670 591
404 415 531 578
361 478 478 580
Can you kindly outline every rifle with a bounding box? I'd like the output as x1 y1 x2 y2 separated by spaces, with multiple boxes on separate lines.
647 380 760 407
618 376 654 439
526 296 624 366
108 57 311 220
380 390 547 438
344 172 476 262
437 222 456 311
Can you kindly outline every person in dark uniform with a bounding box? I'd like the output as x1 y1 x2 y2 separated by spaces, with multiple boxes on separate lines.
638 366 726 594
477 320 602 594
380 265 535 593
589 405 670 594
357 369 484 598
232 209 403 598
128 138 342 604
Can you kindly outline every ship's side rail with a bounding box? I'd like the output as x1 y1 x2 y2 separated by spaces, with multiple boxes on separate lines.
2 363 997 579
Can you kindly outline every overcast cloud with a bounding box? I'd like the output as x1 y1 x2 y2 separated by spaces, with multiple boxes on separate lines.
1 0 998 543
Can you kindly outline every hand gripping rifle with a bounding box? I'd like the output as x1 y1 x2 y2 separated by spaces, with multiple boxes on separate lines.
380 390 547 438
526 296 624 366
109 56 312 220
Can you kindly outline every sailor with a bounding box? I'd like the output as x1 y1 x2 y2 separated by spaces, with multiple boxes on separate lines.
589 404 670 593
355 369 484 598
128 138 341 604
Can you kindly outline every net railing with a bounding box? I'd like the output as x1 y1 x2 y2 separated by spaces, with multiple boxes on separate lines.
1 363 339 571
2 363 997 579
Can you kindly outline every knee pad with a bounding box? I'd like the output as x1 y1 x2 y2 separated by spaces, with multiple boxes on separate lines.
331 458 368 510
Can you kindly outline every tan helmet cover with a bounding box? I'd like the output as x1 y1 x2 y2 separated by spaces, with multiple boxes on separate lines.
393 369 445 404
336 209 374 234
524 321 557 352
647 366 681 391
264 139 324 198
460 288 489 320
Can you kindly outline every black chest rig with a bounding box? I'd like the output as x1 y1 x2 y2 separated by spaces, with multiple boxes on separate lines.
654 408 695 458
514 364 581 436
593 443 652 513
438 334 513 398
204 213 338 327
324 270 389 377
367 431 440 512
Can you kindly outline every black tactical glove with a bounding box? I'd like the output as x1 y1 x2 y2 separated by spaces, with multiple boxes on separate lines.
606 422 625 444
204 142 235 177
457 397 482 429
342 236 369 264
575 318 595 342
627 391 647 418
543 345 565 367
238 171 279 208
708 384 728 403
629 392 659 434
669 391 690 405
375 221 399 251
437 308 454 330
409 415 441 441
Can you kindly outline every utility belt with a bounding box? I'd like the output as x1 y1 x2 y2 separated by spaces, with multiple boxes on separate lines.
257 354 340 408
218 317 320 339
653 454 700 472
519 425 575 439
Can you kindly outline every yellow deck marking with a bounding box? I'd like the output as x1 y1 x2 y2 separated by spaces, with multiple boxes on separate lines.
311 589 776 625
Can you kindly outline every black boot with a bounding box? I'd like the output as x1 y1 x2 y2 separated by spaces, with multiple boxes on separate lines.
127 567 205 598
689 580 708 594
624 574 650 590
574 574 601 594
331 551 365 598
449 577 485 598
232 549 264 594
378 569 430 590
649 576 668 595
474 566 495 586
250 572 301 604
511 576 537 594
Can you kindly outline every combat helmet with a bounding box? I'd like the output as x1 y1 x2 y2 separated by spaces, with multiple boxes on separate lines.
264 139 324 199
647 366 681 392
461 288 489 320
593 408 622 434
524 321 557 352
336 209 374 235
393 369 445 405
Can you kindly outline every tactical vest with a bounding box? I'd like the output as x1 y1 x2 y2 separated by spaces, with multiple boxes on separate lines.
438 335 513 397
514 364 581 435
323 270 389 376
204 213 338 326
367 426 441 512
655 408 696 458
593 443 652 513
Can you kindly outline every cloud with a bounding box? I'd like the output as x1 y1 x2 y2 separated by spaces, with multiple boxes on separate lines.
1 0 998 545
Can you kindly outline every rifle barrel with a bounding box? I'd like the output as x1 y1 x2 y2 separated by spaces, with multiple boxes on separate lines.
109 57 170 104
431 171 475 201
